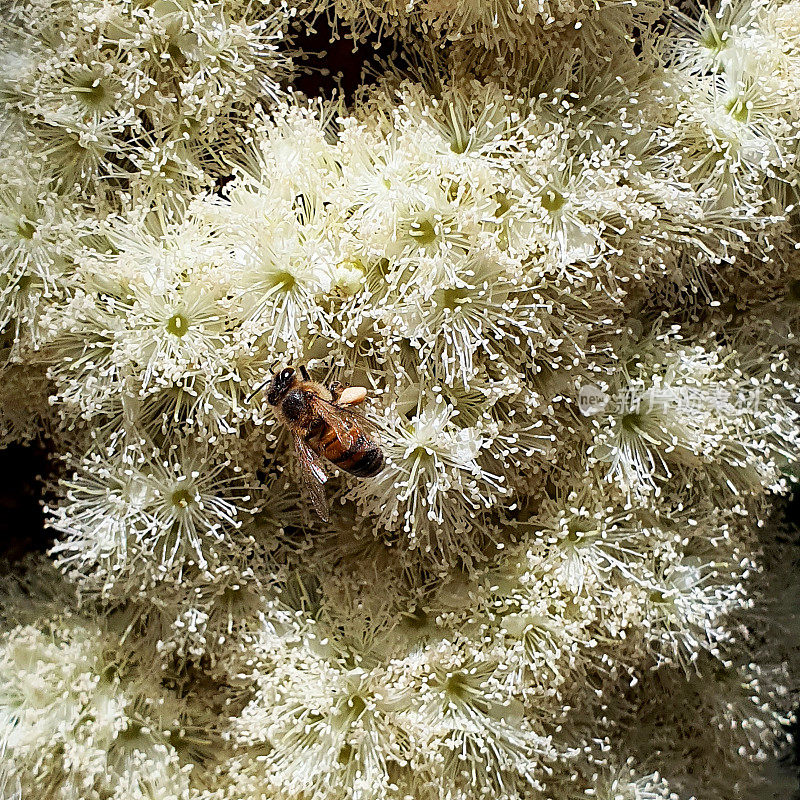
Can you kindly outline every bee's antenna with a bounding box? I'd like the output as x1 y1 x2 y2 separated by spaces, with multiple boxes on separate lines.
246 377 272 404
246 363 280 404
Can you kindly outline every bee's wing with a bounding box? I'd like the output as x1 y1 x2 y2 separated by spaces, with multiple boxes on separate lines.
292 432 330 521
337 403 382 445
308 395 380 447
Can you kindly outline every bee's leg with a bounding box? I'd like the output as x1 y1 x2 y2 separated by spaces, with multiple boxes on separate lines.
329 381 343 402
299 365 311 381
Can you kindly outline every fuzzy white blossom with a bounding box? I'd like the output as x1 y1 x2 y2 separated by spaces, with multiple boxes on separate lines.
1 0 800 798
0 560 226 800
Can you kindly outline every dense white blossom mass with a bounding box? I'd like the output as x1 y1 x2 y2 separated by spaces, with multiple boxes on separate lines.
1 0 800 798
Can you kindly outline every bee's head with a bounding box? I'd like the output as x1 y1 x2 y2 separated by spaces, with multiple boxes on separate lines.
266 367 296 406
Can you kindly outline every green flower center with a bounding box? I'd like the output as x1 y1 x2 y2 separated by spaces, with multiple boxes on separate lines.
171 488 194 508
404 606 429 629
493 191 512 217
347 694 367 717
269 270 297 291
337 744 353 764
621 412 644 432
725 97 750 123
409 443 434 462
450 138 467 154
167 42 186 64
540 187 566 213
118 720 146 743
167 729 189 751
166 313 189 336
17 220 35 239
699 28 727 55
221 585 243 604
566 519 592 543
409 218 437 246
62 131 91 159
442 672 469 698
436 287 470 311
73 78 109 110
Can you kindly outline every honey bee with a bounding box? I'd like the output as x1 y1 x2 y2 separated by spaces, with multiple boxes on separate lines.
251 366 384 520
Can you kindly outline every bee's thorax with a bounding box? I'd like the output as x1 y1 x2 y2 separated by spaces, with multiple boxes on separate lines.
280 388 310 421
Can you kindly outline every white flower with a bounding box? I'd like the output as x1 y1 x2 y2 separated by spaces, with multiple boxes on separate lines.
624 655 793 800
641 552 748 669
346 397 507 567
389 639 558 800
40 213 255 431
231 205 339 356
666 0 765 76
0 566 215 800
230 651 403 800
589 331 800 497
50 436 256 580
590 763 677 800
0 157 78 353
661 0 800 215
0 0 294 206
383 252 554 388
526 481 647 595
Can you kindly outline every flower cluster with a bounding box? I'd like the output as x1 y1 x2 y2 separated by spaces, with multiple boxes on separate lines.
0 559 225 800
303 0 662 52
0 0 293 194
2 0 800 798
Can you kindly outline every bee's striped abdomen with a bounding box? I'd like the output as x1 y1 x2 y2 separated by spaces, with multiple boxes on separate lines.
344 440 384 477
308 423 384 477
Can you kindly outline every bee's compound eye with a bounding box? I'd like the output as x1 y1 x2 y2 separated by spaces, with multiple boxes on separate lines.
266 368 296 405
